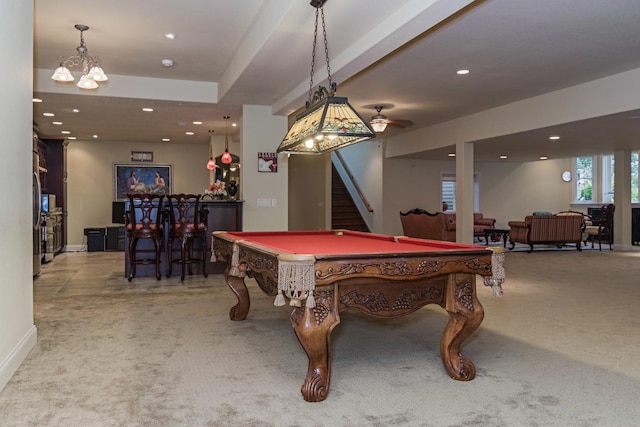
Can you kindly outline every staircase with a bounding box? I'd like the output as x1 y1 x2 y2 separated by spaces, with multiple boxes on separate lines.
331 165 369 232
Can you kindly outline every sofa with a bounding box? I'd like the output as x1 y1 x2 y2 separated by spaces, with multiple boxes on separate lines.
507 213 586 252
399 209 456 241
444 212 496 240
400 209 495 242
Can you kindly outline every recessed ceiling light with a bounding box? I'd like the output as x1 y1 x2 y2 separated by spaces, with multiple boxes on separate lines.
52 121 63 125
448 153 456 157
539 156 548 160
185 131 194 135
162 138 171 142
142 108 154 112
193 121 202 125
33 98 42 103
161 59 174 67
61 131 71 134
500 155 508 159
232 123 237 127
549 135 560 140
72 109 79 113
43 112 54 117
164 33 176 40
92 135 98 139
456 69 470 75
67 136 77 140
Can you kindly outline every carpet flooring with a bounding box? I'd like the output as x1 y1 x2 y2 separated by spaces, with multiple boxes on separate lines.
1 247 639 426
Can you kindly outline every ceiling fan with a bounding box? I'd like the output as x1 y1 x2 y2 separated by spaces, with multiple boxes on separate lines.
369 105 413 132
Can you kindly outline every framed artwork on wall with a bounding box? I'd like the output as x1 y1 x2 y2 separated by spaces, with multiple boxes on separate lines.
258 152 278 172
114 163 172 201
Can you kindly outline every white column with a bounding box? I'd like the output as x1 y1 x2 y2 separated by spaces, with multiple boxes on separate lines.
455 141 475 243
614 151 632 249
0 0 37 393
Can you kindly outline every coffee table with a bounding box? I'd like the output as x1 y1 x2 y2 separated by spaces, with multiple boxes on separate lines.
483 228 510 248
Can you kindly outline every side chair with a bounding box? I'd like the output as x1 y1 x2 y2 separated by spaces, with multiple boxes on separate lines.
166 194 208 281
584 204 615 250
125 193 165 281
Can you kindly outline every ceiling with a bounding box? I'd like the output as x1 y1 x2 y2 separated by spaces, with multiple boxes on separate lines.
33 0 640 162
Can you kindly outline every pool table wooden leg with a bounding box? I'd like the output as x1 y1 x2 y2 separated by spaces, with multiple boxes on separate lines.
290 289 340 402
225 273 251 321
440 273 484 381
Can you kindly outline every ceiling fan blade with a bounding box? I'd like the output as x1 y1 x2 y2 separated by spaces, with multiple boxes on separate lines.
387 119 413 128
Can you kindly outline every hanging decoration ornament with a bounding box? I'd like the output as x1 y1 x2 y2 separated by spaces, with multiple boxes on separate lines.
206 130 218 170
221 116 233 164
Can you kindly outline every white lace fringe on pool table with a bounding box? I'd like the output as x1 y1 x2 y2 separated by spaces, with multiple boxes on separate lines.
275 258 316 308
483 248 505 297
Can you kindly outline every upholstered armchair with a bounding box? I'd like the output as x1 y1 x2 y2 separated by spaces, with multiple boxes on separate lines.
443 212 496 239
399 209 455 241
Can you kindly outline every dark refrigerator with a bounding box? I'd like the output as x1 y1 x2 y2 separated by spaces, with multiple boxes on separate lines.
33 136 42 276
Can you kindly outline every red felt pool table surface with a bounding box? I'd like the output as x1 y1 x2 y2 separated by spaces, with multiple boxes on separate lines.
224 230 483 257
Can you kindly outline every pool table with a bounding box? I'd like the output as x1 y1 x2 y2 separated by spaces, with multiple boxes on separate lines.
211 230 495 402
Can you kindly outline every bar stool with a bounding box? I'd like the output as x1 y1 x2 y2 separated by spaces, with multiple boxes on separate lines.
166 194 208 280
126 193 165 281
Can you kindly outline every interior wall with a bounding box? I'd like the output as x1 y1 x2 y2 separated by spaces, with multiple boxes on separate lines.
478 158 574 227
287 154 329 230
240 105 288 231
285 135 575 237
66 140 209 247
381 157 573 236
0 0 36 393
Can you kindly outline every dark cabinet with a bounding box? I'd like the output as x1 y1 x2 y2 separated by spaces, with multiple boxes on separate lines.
106 226 125 251
39 139 67 251
632 208 640 245
201 200 244 274
590 206 640 246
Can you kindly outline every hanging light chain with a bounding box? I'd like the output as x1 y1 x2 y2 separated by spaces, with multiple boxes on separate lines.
224 115 230 149
307 2 336 107
307 6 320 106
320 6 333 94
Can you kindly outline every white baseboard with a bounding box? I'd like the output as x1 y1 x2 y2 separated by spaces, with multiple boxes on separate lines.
0 325 37 393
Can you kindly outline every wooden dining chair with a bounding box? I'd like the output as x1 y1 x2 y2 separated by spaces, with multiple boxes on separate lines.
125 193 165 280
584 204 615 250
166 194 208 280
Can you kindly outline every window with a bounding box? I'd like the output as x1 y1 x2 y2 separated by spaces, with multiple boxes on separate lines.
441 173 480 211
602 155 614 204
633 152 639 203
442 174 456 211
574 152 639 204
575 156 593 202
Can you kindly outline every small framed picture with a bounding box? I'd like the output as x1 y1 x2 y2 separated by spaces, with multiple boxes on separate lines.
258 152 278 172
131 151 153 162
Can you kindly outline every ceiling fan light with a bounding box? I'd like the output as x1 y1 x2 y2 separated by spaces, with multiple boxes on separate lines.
52 66 74 82
77 74 98 89
370 118 388 133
